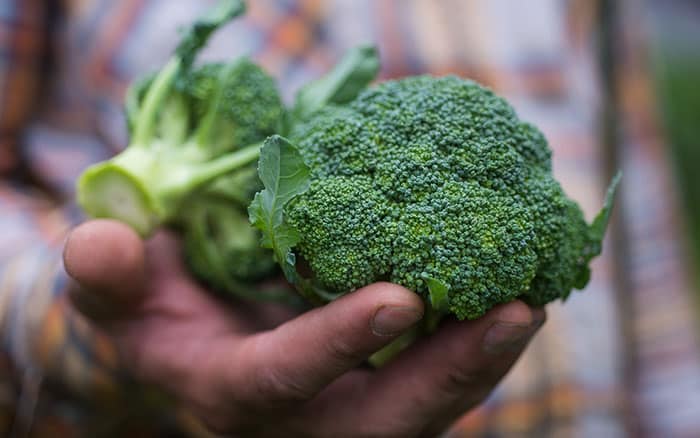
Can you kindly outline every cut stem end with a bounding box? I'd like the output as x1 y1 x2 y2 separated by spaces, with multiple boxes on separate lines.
77 163 160 237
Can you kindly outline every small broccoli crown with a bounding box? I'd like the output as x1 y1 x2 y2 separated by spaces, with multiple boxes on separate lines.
287 75 602 319
184 200 277 290
287 176 392 291
185 59 285 149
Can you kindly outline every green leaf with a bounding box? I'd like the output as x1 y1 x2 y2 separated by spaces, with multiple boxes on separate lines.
293 45 380 120
568 170 623 291
248 135 311 283
589 171 622 242
581 171 622 266
175 0 246 70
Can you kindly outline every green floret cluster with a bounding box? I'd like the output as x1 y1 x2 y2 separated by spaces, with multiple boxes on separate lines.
261 75 619 320
184 60 285 150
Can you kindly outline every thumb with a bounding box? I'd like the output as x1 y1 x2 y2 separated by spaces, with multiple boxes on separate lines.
218 283 424 406
63 219 146 320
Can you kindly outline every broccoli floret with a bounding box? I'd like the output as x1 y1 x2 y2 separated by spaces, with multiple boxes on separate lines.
184 60 285 151
250 76 620 320
182 197 281 293
76 0 276 237
179 44 380 301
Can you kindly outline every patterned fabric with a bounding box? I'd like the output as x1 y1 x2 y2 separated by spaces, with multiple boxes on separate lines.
1 0 699 436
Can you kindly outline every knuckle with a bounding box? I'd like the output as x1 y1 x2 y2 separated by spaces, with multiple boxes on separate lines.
446 367 479 388
255 365 314 403
439 366 492 400
326 336 362 365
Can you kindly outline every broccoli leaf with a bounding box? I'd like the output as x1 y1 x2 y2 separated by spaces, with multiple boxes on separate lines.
582 171 622 262
248 136 341 305
573 171 622 289
175 0 246 70
292 45 380 120
589 171 622 243
249 136 311 284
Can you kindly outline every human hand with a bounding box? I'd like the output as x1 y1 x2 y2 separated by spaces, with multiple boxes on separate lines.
63 220 545 437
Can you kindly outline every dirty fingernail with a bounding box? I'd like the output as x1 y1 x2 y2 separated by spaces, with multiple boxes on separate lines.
483 322 532 355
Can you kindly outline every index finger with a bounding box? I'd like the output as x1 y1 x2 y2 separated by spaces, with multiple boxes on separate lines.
211 283 424 407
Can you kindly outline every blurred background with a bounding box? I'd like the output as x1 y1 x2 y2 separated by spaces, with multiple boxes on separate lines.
647 0 700 308
2 0 699 436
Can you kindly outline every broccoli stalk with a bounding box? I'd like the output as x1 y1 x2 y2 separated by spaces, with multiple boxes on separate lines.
77 140 262 237
77 0 258 237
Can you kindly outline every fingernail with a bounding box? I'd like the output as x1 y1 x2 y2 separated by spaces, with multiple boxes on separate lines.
483 322 532 355
531 308 547 329
372 306 423 336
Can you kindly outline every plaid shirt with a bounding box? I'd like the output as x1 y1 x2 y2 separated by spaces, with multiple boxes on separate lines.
1 0 700 436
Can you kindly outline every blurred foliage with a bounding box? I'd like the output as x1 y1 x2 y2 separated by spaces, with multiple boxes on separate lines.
651 47 700 292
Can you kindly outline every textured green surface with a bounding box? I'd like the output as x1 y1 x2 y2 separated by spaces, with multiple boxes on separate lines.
277 76 617 319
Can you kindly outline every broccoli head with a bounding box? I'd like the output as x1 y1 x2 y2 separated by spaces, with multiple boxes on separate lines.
76 0 282 237
250 76 620 320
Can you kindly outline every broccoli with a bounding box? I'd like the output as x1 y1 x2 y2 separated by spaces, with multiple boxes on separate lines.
77 0 282 237
76 0 382 302
76 0 285 300
175 59 287 296
250 76 621 320
181 195 312 305
184 60 286 152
